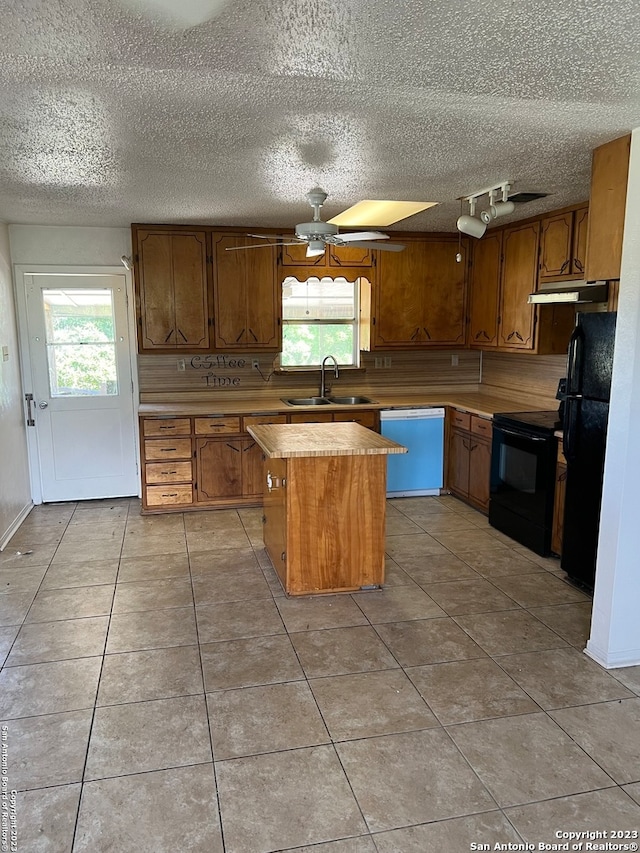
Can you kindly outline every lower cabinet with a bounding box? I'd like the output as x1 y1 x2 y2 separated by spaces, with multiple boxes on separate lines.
447 409 492 513
551 439 567 556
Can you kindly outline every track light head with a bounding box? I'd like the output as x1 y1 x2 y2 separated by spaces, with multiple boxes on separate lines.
456 214 487 239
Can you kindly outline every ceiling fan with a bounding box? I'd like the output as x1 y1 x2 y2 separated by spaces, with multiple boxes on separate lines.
228 188 406 258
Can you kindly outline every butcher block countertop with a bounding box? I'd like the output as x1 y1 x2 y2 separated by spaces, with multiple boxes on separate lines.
248 422 408 458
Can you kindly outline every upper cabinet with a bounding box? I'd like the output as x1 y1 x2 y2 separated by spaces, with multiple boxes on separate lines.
498 222 540 350
212 234 281 349
468 231 502 347
280 240 374 268
133 227 211 352
585 133 631 281
538 205 588 282
372 237 466 348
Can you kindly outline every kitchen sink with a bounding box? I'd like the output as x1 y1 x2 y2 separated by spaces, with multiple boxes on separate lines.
282 397 332 406
326 395 374 405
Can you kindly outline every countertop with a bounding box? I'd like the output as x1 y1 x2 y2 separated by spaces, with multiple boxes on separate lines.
138 391 551 420
248 422 408 458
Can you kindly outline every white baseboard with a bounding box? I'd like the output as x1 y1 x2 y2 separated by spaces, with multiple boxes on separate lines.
585 639 640 669
0 502 34 551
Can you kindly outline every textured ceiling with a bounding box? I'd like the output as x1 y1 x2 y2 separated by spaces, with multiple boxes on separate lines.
1 0 640 232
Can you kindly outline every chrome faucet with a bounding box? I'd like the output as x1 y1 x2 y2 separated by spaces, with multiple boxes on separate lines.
320 355 339 398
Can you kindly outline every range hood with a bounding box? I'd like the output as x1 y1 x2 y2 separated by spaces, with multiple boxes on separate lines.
527 281 609 305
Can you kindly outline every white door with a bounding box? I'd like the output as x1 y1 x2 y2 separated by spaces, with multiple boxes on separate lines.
23 273 138 502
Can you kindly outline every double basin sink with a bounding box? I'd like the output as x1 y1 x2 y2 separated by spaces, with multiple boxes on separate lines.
282 395 374 406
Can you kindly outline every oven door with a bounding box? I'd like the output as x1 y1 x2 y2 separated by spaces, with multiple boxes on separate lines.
488 424 557 555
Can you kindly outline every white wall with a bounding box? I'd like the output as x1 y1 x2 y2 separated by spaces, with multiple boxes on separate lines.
0 224 32 548
9 225 131 266
587 127 640 668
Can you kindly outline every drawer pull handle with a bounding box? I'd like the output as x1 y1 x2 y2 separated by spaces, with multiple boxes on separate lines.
162 470 178 475
162 493 178 497
160 447 177 452
159 425 176 430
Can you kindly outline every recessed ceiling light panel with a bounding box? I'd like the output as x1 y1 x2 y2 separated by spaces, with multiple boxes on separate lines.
329 200 437 228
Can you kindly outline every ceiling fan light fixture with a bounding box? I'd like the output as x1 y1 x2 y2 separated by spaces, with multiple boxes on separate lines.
306 240 325 258
329 200 438 228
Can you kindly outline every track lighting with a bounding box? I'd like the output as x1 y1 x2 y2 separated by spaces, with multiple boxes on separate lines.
456 181 513 239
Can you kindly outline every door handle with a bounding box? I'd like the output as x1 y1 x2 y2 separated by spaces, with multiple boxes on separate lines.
25 393 35 426
38 401 48 409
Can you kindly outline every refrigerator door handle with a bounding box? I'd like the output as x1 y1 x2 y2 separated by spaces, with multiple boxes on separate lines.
563 396 580 464
566 324 585 396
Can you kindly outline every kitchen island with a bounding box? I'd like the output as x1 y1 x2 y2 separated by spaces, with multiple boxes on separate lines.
248 422 407 596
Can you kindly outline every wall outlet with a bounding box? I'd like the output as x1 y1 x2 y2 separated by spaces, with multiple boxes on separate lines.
2 345 8 362
177 358 185 372
383 356 392 368
374 357 382 368
451 354 459 366
252 359 260 370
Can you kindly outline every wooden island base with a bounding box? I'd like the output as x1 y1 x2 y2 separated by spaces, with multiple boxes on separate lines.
248 423 406 596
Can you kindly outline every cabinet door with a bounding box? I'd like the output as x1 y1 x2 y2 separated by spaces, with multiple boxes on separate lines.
333 410 378 430
135 230 209 351
245 247 280 348
571 206 589 276
539 212 573 281
498 222 539 350
552 461 567 555
373 242 426 346
469 231 502 347
468 436 491 511
585 133 630 282
421 240 466 345
196 437 243 501
448 429 470 498
241 438 265 499
328 244 373 267
280 240 326 266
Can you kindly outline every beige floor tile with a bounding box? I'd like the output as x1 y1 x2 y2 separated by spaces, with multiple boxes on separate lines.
216 745 367 853
512 545 563 571
0 543 58 568
7 616 109 666
184 508 244 532
186 531 250 552
390 497 455 516
207 681 330 759
74 765 222 853
41 559 119 589
98 645 203 705
431 529 509 554
407 658 539 724
550 698 640 784
188 547 260 576
385 533 449 560
421 578 521 615
374 617 487 666
291 626 399 678
611 664 640 695
352 585 445 623
453 610 569 655
0 625 19 665
0 710 92 789
112 577 193 613
70 503 129 523
117 553 190 583
399 553 482 584
382 558 414 586
28 505 76 524
491 572 589 607
310 669 438 740
373 811 522 852
106 606 198 652
85 694 212 780
26 584 114 622
623 781 640 805
527 601 593 648
448 712 615 807
195 598 285 643
8 525 66 547
50 538 122 565
415 514 480 534
0 565 47 596
192 569 271 605
506 787 640 841
120 532 186 559
0 656 101 718
337 728 495 831
124 513 186 534
59 521 125 543
275 594 368 633
16 783 81 852
498 647 634 709
385 514 424 535
282 840 377 853
459 548 544 577
201 634 304 691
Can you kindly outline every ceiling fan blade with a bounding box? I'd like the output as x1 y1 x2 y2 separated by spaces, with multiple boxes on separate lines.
335 231 390 243
346 241 406 252
115 0 230 28
225 242 299 251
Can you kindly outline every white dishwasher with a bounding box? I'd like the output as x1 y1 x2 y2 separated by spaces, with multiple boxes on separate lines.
380 408 445 497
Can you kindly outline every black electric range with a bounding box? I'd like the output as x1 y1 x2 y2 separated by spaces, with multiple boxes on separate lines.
492 410 562 437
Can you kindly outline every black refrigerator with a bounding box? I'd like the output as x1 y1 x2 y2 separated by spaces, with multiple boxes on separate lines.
561 311 617 590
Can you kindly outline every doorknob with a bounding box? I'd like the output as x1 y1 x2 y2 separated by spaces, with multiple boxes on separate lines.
38 401 48 409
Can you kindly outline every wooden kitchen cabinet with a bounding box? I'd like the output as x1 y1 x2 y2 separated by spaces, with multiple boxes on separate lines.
289 409 379 430
373 237 466 348
133 227 211 352
538 205 589 282
469 231 502 347
551 439 567 556
212 234 281 349
585 133 631 282
242 415 287 498
196 437 243 501
498 222 539 350
279 240 374 268
448 409 492 512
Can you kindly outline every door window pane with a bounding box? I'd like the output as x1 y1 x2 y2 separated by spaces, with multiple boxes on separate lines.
43 289 118 396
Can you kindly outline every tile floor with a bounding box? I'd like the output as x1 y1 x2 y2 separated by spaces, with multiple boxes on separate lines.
1 495 640 852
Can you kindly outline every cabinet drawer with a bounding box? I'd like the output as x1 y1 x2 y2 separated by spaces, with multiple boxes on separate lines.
144 438 192 461
243 415 287 431
470 415 492 438
145 484 193 506
145 461 193 484
142 418 191 437
289 413 333 423
194 416 241 435
452 409 470 431
333 410 377 429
